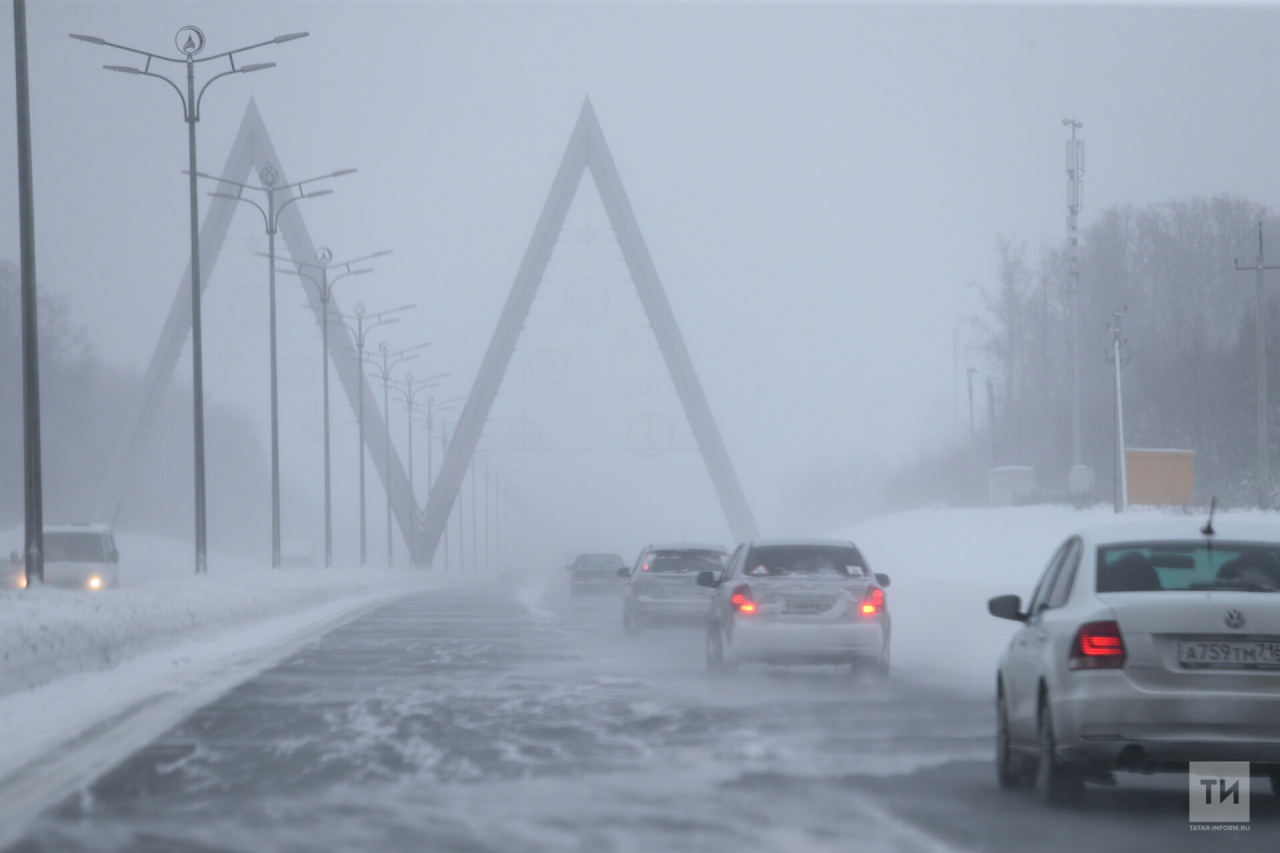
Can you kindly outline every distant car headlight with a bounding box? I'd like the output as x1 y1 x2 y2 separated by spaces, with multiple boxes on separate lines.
16 575 26 589
87 576 102 590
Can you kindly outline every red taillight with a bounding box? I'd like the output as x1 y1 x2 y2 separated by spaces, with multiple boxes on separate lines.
641 564 650 572
730 584 755 614
858 587 885 616
1069 620 1127 670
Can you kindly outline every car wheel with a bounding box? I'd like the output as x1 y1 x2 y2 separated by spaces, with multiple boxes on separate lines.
1034 700 1083 805
873 642 890 679
996 689 1028 790
624 601 642 638
706 624 735 674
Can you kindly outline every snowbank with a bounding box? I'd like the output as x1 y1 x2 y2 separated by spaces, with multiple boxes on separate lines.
830 504 1272 697
0 532 430 697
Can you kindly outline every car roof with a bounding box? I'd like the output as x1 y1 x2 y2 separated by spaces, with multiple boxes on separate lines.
44 523 112 535
645 542 727 553
1078 516 1280 547
746 537 858 548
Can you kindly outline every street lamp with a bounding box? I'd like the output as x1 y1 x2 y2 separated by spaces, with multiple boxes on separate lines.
195 164 354 568
416 395 464 497
73 27 308 574
366 341 431 568
279 248 390 567
333 302 414 566
393 373 450 502
967 367 997 480
15 0 44 587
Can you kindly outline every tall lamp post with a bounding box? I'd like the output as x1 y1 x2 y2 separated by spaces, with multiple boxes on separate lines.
72 27 308 574
195 163 354 567
366 341 431 567
967 367 997 494
14 0 43 587
1234 224 1280 509
334 302 414 565
1063 118 1093 496
281 248 389 567
393 374 450 502
419 396 464 497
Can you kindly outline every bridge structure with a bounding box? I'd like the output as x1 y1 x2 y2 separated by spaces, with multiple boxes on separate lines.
94 98 758 567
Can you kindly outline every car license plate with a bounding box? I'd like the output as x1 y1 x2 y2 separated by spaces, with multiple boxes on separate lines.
784 598 834 614
1178 639 1280 669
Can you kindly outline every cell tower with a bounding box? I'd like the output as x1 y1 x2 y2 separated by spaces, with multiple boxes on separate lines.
1064 118 1093 495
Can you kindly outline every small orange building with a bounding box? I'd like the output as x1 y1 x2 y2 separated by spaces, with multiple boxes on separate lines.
1125 449 1195 507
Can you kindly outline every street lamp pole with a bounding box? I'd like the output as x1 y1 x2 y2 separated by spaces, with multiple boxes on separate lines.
334 302 412 565
1234 224 1280 509
198 164 353 567
419 396 463 497
72 26 308 573
14 0 43 588
392 373 448 502
365 341 431 567
1063 118 1094 496
282 249 389 567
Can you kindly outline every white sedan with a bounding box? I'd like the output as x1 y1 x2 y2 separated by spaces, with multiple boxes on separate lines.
698 538 891 675
989 516 1280 803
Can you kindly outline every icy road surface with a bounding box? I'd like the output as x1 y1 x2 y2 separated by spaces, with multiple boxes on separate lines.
10 583 1280 853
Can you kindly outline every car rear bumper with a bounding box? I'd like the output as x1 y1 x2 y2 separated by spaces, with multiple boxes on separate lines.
730 619 885 664
634 597 707 623
1054 671 1280 766
571 581 622 595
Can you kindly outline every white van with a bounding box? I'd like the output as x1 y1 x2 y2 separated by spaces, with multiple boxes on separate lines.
43 524 119 589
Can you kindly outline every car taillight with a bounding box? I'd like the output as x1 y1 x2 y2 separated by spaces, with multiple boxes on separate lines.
1069 620 1126 670
641 553 653 571
858 587 885 616
730 584 756 614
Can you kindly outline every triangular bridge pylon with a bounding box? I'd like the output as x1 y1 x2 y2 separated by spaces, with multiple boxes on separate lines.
417 98 759 566
92 99 420 554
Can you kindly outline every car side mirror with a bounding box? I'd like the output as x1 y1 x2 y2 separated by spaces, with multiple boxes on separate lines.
987 594 1027 622
616 567 630 578
874 572 891 588
695 570 719 588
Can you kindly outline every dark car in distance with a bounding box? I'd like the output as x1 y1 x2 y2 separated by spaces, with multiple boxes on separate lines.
568 553 627 596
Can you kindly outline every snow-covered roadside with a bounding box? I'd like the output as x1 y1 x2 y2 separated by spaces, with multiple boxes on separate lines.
831 504 1280 698
0 532 431 697
0 532 440 848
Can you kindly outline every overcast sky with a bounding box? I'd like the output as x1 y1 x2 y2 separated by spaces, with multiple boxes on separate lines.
5 1 1280 559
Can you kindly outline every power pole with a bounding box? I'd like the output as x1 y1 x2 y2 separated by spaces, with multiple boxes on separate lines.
1064 118 1094 496
1234 222 1280 509
1106 308 1130 513
13 0 43 587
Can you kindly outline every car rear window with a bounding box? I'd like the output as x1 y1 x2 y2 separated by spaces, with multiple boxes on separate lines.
1097 541 1280 593
644 550 726 574
577 554 623 570
743 545 867 578
45 533 106 563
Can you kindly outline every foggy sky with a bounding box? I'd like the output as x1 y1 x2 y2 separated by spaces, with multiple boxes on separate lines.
5 1 1280 562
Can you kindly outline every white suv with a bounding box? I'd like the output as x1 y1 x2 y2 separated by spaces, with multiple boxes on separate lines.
989 517 1280 803
43 524 120 590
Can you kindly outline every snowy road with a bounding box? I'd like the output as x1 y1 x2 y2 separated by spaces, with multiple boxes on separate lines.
8 583 1280 852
